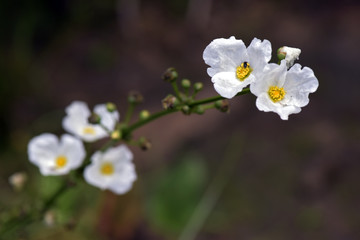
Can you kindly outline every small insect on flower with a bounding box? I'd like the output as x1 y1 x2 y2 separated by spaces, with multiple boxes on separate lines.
203 36 272 98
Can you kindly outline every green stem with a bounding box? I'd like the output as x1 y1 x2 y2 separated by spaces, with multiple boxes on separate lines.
171 82 182 100
126 108 178 133
124 103 136 125
125 88 250 134
189 87 250 107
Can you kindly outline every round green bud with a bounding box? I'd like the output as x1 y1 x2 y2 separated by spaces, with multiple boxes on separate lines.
181 105 191 115
111 129 122 140
194 105 205 115
181 79 191 89
277 47 286 61
106 102 117 112
194 82 203 92
139 110 150 120
215 100 230 113
162 67 178 82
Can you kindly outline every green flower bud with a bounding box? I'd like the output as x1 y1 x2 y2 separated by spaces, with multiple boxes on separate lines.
181 79 191 89
88 113 101 124
194 105 205 115
106 102 117 112
128 91 143 104
215 99 230 113
162 94 179 110
139 110 150 120
277 47 286 61
181 105 191 115
162 67 178 82
139 136 151 151
111 129 122 140
194 82 203 92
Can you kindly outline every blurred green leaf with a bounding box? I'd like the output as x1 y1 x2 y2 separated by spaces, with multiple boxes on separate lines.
146 153 208 235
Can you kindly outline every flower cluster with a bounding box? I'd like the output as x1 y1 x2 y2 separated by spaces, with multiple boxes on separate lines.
203 36 319 120
28 101 136 195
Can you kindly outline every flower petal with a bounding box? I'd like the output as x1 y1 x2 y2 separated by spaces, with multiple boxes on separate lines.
256 93 301 120
28 133 58 166
203 36 247 77
94 104 119 132
247 38 272 77
212 71 254 99
59 134 85 169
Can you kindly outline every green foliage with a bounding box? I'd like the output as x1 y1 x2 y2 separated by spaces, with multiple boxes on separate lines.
146 153 208 235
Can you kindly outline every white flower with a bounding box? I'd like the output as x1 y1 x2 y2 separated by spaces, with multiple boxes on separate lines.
203 36 272 98
278 46 301 68
62 101 119 142
84 145 136 195
250 60 319 120
9 172 27 191
28 133 85 175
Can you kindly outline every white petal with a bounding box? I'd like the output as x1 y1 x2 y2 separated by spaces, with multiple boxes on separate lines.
256 93 301 120
203 37 247 77
283 64 319 107
247 38 272 77
212 72 254 99
94 104 119 131
282 46 301 68
84 163 108 190
250 61 287 96
109 162 137 194
59 134 85 169
65 101 91 119
103 144 133 163
28 133 58 166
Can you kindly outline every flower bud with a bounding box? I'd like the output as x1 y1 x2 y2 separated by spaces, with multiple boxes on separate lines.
215 99 230 113
8 172 27 191
106 102 117 112
139 110 150 120
194 82 203 92
111 129 122 140
162 94 179 110
162 67 178 82
194 105 205 115
277 46 301 68
128 91 143 104
44 210 56 227
181 105 191 115
139 136 151 151
88 113 101 124
181 79 191 89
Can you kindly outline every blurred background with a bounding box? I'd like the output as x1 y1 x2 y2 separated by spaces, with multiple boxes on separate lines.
1 0 360 239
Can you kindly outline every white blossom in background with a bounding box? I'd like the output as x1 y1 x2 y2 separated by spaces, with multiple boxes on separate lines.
9 172 28 191
278 46 301 68
62 101 119 142
84 145 136 195
250 60 319 120
28 133 85 175
203 36 272 98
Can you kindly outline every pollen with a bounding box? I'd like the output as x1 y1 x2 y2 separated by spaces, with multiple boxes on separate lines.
236 62 252 81
100 162 114 175
83 126 96 135
55 155 67 168
268 86 286 102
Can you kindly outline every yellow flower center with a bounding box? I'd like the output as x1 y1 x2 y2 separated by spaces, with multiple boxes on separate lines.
236 62 252 81
268 86 286 102
100 162 114 175
55 155 67 168
83 126 96 135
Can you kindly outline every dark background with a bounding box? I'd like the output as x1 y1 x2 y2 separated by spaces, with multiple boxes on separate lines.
1 0 360 239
